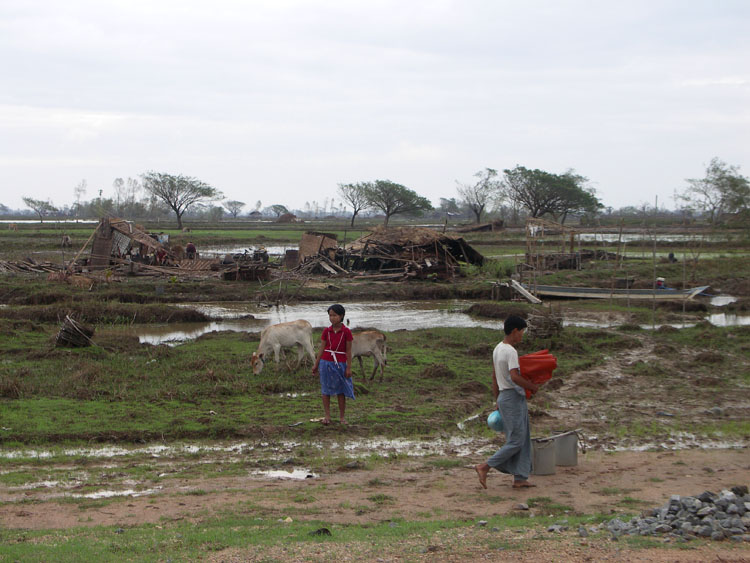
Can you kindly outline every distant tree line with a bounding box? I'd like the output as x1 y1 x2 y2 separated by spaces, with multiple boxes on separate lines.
4 158 748 228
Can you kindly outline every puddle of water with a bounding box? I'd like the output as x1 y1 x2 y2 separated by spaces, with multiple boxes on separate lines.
133 298 750 345
0 442 254 460
707 313 750 327
710 295 739 306
337 436 482 458
608 435 747 452
137 300 502 345
16 480 64 490
73 487 162 499
251 469 316 480
0 219 98 224
1 432 747 467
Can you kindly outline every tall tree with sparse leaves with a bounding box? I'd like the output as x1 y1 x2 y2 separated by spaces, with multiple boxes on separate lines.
362 180 433 227
677 158 750 224
456 168 501 223
142 172 222 230
338 182 370 227
22 197 57 222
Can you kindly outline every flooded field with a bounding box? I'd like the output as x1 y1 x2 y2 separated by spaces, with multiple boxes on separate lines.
200 245 293 257
134 298 749 345
137 300 501 344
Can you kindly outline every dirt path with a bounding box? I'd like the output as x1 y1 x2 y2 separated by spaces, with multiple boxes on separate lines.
1 448 747 530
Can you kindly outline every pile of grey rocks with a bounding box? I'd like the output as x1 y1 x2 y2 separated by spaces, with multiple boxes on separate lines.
606 486 750 542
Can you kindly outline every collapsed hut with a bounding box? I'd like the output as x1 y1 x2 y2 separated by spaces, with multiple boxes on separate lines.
83 217 172 270
290 231 347 276
68 217 271 280
343 226 484 280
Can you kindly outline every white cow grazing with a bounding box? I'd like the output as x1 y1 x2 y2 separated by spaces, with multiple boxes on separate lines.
352 330 387 381
251 319 315 375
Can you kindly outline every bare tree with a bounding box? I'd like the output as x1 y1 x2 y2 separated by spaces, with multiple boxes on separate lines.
73 180 87 218
338 182 370 227
112 178 126 214
456 168 501 223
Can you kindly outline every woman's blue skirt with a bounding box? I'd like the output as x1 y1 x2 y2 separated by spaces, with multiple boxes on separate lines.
319 359 355 399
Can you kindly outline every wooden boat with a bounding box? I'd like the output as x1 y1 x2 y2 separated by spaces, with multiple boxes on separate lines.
521 283 709 301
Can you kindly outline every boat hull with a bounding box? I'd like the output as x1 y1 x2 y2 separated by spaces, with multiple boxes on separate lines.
523 284 709 300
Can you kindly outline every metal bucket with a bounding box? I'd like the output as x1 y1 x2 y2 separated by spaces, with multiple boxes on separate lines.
531 438 556 475
551 430 579 466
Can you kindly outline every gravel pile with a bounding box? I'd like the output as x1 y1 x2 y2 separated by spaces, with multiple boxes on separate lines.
606 486 750 542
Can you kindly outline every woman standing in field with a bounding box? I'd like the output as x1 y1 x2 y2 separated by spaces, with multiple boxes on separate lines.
312 304 354 425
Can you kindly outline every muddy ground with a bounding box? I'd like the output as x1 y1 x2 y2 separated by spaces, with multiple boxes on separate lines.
1 285 749 559
1 447 748 561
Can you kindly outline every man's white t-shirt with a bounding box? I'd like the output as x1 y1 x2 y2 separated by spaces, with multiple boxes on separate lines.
493 341 523 395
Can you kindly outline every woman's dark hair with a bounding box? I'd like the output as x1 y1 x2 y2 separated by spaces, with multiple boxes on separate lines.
327 304 346 318
503 314 527 335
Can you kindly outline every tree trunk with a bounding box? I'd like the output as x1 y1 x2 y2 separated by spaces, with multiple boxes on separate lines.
350 212 357 228
176 213 183 230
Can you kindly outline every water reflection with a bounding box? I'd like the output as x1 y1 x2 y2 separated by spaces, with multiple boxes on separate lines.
139 300 503 345
200 245 292 257
133 299 750 346
710 295 738 306
707 313 750 327
578 233 735 243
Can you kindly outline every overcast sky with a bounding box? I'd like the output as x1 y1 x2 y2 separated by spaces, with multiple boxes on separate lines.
1 0 749 213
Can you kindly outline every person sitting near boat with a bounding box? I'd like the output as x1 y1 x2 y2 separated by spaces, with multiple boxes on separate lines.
656 277 666 289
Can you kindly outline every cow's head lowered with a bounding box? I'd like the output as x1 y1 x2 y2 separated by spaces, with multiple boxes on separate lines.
250 352 265 375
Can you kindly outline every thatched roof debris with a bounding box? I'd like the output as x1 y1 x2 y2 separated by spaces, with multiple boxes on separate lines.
343 226 484 279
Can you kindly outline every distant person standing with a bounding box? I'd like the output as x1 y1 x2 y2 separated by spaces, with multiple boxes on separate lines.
185 242 197 260
475 315 539 489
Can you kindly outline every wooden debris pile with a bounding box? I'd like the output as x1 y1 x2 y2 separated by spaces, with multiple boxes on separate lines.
221 262 273 281
0 259 64 274
343 226 484 280
62 216 275 281
291 254 348 276
55 315 95 348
